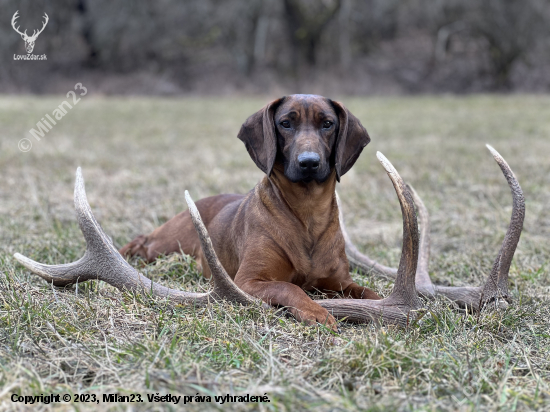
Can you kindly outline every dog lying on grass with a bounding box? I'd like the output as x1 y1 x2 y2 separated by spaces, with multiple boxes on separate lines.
15 95 524 331
120 94 380 330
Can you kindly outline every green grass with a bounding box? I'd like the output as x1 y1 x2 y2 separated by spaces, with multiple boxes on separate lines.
1 95 550 411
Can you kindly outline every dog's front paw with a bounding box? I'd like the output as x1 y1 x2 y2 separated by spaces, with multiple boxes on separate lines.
292 306 338 332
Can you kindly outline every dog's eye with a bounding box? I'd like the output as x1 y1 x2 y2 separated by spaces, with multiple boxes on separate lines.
280 120 291 128
323 121 333 129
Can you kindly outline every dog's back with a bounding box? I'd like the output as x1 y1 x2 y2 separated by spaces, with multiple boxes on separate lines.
119 193 244 266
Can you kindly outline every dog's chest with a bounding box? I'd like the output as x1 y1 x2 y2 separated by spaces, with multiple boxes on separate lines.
288 226 344 286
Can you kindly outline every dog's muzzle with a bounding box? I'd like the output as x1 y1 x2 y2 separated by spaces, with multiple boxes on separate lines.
298 152 320 174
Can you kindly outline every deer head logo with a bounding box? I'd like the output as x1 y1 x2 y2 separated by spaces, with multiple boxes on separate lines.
11 11 49 54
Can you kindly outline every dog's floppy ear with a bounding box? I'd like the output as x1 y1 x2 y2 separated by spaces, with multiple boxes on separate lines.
331 100 371 182
237 97 285 176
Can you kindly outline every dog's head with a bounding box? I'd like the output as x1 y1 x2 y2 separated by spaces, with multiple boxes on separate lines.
238 94 370 183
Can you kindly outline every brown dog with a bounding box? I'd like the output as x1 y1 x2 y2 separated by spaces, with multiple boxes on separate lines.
120 94 381 330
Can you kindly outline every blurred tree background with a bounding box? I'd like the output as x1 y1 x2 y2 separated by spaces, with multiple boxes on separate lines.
2 0 549 94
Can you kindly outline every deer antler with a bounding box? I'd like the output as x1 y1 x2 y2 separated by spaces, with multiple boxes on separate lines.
11 11 26 37
318 152 423 326
15 152 423 327
14 168 261 307
28 13 49 41
337 183 433 296
339 144 525 311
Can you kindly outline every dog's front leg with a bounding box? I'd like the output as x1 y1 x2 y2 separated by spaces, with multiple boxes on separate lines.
236 278 338 331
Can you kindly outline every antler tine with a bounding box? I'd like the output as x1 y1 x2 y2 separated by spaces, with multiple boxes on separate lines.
481 144 525 306
73 167 118 257
14 168 112 287
375 152 421 306
319 152 422 326
435 145 524 310
37 13 49 36
15 168 259 307
11 10 19 26
184 191 263 306
11 10 25 36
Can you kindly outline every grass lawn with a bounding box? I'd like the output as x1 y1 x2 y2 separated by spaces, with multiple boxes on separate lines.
1 95 550 411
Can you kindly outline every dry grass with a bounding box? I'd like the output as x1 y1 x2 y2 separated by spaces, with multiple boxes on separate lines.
1 95 550 411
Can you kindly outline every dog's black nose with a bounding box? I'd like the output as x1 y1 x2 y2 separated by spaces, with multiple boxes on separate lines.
298 152 320 171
